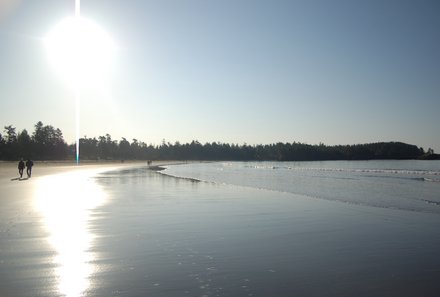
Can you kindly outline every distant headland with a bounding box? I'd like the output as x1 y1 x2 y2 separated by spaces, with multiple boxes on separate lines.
1 121 438 161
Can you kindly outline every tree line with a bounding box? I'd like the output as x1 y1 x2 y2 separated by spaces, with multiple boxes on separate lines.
1 122 67 160
0 122 435 161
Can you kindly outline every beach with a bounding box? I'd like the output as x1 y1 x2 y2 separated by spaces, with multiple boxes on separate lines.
1 161 440 297
0 161 148 297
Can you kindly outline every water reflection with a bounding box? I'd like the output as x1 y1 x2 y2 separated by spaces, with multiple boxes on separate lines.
35 170 107 297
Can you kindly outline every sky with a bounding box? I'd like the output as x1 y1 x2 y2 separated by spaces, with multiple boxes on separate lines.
0 0 439 151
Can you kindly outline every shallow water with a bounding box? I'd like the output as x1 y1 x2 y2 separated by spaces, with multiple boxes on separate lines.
2 162 440 296
163 160 440 214
92 165 440 296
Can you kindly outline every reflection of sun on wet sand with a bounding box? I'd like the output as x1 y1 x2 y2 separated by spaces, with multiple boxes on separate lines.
35 169 111 297
0 161 151 297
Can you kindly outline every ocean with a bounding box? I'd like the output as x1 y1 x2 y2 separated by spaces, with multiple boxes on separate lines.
162 160 440 214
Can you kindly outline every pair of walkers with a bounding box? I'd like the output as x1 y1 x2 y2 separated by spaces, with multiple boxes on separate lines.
18 158 33 178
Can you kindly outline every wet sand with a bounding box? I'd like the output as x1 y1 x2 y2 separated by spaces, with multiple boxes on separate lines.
0 161 156 297
1 163 440 297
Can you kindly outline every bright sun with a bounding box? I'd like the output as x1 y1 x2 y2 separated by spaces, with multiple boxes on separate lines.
45 16 115 88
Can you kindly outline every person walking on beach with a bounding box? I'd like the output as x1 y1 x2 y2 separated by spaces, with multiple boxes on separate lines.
26 159 34 178
18 158 25 178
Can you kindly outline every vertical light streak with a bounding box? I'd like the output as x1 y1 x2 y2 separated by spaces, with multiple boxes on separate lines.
75 0 80 164
75 0 80 17
76 89 80 165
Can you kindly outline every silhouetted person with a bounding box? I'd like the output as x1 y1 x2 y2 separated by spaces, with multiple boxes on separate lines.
26 159 34 178
18 158 25 178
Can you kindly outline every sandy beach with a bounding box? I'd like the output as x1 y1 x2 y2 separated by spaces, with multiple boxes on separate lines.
0 160 147 226
1 161 440 297
0 161 154 297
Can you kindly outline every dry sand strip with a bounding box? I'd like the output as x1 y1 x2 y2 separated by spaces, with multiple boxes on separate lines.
0 161 144 224
0 159 182 213
0 160 183 181
0 160 173 237
1 161 142 180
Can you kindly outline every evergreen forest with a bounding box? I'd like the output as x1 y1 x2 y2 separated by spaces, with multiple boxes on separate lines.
0 122 436 161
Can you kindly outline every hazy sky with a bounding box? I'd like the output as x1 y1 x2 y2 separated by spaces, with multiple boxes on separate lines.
1 0 439 151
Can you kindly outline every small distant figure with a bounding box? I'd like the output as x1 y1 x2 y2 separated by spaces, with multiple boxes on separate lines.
18 158 25 178
25 159 34 178
147 160 152 166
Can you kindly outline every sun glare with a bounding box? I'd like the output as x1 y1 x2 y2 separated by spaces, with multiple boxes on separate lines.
35 170 108 297
45 16 115 88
